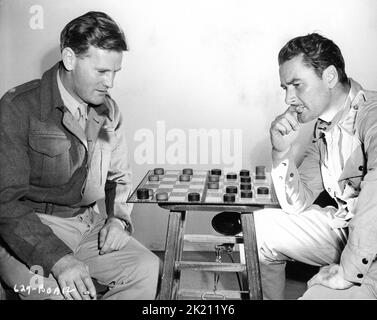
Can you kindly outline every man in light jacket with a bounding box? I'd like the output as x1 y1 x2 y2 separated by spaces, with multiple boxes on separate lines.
256 33 377 299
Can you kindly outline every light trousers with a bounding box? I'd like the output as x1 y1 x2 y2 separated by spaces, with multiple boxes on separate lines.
254 205 376 299
0 209 160 300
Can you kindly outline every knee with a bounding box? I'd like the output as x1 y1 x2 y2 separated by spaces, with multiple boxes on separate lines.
299 284 326 300
134 250 161 280
258 241 288 265
254 209 290 263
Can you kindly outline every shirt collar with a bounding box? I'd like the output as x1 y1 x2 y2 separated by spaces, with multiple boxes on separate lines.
319 100 345 124
57 69 88 119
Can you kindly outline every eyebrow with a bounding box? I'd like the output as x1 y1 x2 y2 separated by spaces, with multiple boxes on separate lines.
280 78 301 88
96 67 122 72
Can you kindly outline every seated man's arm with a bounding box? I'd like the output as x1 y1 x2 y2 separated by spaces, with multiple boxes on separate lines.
272 139 324 214
99 101 133 254
270 107 324 214
340 104 377 285
0 93 73 276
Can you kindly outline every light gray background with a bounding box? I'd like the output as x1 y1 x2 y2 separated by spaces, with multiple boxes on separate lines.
1 0 377 250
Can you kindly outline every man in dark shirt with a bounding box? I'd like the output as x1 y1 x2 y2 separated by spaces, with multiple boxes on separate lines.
0 11 160 300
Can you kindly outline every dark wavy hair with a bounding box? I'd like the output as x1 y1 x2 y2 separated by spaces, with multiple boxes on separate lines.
278 33 348 84
60 11 127 56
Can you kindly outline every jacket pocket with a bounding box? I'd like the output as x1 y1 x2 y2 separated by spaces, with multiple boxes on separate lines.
29 134 71 157
28 133 72 186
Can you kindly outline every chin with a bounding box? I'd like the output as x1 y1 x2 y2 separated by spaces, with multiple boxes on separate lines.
297 116 310 124
298 112 315 124
89 97 106 106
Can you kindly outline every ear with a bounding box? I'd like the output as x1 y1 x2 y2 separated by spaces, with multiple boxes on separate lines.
61 47 76 71
323 65 338 89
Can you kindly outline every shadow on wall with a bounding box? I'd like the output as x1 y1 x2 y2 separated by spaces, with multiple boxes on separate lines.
41 45 61 74
249 121 315 169
247 137 272 170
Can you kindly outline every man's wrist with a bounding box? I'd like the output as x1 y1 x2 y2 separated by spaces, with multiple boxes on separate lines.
272 146 291 160
51 253 75 275
109 217 128 230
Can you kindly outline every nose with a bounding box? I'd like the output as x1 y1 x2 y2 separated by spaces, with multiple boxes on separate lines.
104 72 115 89
285 87 297 106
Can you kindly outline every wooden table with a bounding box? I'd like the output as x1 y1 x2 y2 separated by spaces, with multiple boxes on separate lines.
127 169 280 300
158 203 279 300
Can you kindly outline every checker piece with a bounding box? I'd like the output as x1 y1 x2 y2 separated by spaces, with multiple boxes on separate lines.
156 192 169 201
137 188 150 200
179 174 191 182
188 192 200 202
154 168 165 175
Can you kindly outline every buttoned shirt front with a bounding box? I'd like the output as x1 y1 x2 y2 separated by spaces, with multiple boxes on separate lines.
271 79 377 292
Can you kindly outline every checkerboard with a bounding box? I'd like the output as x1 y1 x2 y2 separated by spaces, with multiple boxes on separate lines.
127 168 279 206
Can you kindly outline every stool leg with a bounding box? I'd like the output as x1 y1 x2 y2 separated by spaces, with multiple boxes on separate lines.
0 281 6 300
240 212 263 300
160 211 186 300
237 243 250 299
172 211 186 299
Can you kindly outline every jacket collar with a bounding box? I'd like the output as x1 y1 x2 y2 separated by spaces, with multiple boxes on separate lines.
39 62 64 121
313 78 366 140
39 62 114 122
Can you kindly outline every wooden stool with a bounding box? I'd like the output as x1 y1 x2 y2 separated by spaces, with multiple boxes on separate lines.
158 204 265 300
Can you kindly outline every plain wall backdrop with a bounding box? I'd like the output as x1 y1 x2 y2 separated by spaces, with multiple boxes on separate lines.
1 0 377 250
